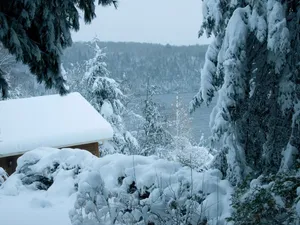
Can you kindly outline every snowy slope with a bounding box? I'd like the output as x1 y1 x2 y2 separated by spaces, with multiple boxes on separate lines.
0 148 233 225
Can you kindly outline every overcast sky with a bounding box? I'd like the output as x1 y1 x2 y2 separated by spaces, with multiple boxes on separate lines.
72 0 211 46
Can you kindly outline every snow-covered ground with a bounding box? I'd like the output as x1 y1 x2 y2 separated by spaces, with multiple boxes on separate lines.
0 148 232 225
0 190 75 225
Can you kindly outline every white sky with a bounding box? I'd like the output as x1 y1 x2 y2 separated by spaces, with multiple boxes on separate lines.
72 0 211 46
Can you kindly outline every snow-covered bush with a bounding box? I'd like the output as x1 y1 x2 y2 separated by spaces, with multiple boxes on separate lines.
228 174 300 224
1 148 96 194
0 148 232 224
0 167 7 186
158 136 213 171
70 171 109 225
174 137 213 170
69 154 232 225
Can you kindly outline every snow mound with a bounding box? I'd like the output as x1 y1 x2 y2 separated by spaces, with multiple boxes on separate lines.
0 148 233 225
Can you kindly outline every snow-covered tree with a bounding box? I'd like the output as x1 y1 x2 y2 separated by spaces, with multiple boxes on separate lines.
83 43 139 155
174 95 193 142
142 83 172 156
0 0 117 96
0 44 16 98
191 1 300 184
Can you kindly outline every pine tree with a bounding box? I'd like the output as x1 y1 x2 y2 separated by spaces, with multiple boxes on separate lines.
142 81 172 156
83 42 139 155
0 44 16 98
191 1 300 184
0 0 117 97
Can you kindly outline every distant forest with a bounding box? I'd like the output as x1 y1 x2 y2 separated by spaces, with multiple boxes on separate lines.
62 42 208 95
8 42 207 97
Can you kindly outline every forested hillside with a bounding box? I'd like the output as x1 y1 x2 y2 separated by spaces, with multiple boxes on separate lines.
62 42 207 94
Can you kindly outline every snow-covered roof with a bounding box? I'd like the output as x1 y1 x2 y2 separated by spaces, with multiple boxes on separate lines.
0 92 113 157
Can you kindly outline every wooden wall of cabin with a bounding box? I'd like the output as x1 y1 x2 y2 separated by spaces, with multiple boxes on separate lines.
68 142 100 157
0 142 100 175
0 154 21 176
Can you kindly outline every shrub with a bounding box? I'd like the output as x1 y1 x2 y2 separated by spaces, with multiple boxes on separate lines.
0 167 7 186
228 174 300 225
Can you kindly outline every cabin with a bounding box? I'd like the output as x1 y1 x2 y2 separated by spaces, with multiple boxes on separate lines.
0 92 113 175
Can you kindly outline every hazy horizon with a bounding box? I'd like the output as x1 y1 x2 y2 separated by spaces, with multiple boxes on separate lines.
72 0 211 46
71 40 210 47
